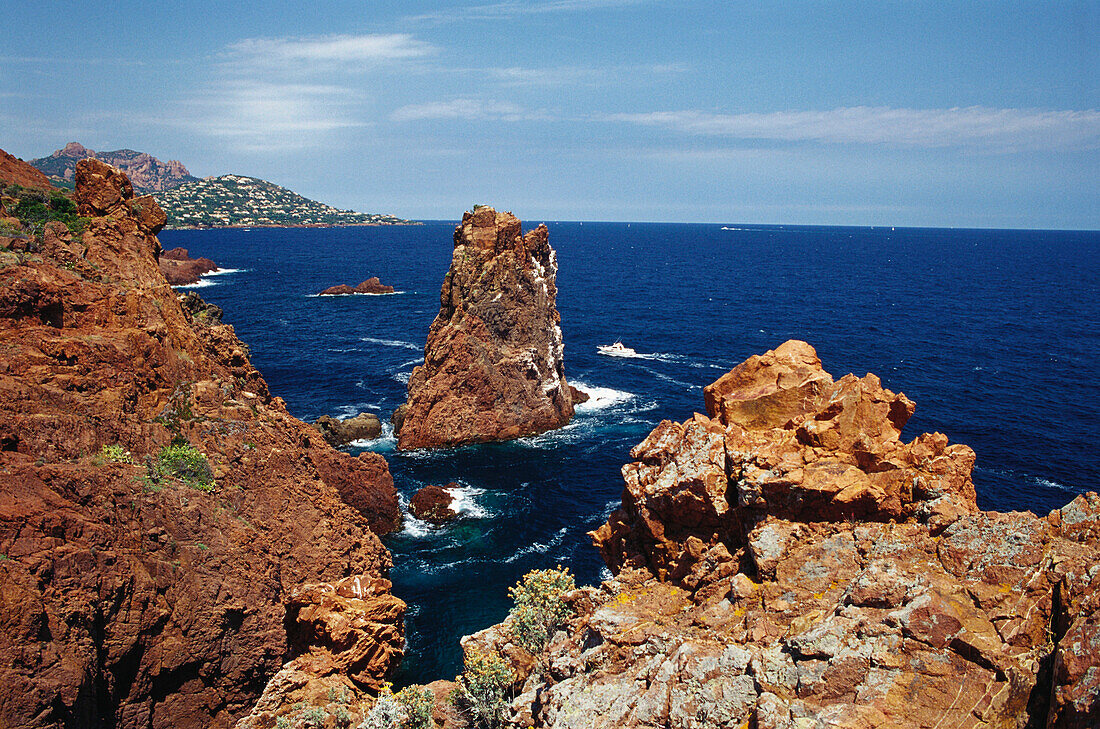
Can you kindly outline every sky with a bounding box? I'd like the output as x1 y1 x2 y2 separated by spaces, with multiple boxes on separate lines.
2 1 1097 228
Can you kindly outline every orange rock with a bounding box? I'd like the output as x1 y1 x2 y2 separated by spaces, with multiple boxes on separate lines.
398 207 578 449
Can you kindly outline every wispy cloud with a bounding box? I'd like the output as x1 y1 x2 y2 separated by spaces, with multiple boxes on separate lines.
408 0 655 22
391 98 546 122
174 81 365 152
604 106 1100 151
477 62 686 87
224 33 435 70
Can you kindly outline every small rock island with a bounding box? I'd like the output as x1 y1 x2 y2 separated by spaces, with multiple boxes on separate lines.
397 206 580 450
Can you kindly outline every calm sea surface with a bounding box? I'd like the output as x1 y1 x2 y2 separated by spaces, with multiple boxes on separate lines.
161 221 1100 683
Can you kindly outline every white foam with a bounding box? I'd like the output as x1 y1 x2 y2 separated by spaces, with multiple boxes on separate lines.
310 291 406 297
361 337 422 351
203 267 245 276
505 527 569 563
571 383 635 412
401 513 437 538
392 371 411 385
1033 476 1076 493
350 421 397 450
174 279 217 289
445 484 489 519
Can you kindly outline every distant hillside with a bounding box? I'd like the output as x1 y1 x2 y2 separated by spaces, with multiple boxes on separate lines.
153 175 414 228
31 142 197 194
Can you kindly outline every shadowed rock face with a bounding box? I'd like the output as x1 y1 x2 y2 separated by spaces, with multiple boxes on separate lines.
458 341 1099 729
0 159 402 728
398 207 576 450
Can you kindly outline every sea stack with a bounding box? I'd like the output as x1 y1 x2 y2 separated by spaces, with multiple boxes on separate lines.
398 206 575 449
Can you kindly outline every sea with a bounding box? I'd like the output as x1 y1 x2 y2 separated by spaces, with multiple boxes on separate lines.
160 221 1100 685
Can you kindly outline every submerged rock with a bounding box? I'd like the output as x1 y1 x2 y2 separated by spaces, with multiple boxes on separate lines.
398 207 577 449
461 341 1100 729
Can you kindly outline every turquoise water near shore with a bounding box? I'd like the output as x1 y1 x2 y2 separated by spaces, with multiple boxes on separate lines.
161 221 1099 683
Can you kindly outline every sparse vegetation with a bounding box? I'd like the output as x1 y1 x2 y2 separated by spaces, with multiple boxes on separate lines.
507 566 576 653
2 184 91 236
97 444 134 464
395 685 433 729
455 649 514 729
150 442 215 492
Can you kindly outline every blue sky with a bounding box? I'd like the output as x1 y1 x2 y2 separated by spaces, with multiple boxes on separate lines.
3 1 1097 227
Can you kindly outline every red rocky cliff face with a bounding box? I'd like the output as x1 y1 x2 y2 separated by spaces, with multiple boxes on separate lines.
0 148 55 191
398 207 576 449
459 341 1099 729
0 160 402 728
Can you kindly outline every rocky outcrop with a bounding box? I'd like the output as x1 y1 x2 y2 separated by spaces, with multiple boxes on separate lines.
398 207 576 450
159 246 219 285
318 277 395 295
410 484 459 524
234 575 405 728
464 341 1099 729
0 159 402 728
312 412 383 446
1 148 55 190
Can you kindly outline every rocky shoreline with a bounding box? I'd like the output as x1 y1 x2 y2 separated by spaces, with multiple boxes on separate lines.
0 157 1096 728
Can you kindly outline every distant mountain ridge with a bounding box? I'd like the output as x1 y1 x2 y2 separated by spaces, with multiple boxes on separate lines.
30 142 197 194
28 142 415 228
154 175 413 228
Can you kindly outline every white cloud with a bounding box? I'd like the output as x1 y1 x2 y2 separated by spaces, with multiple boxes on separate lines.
225 33 435 69
176 81 365 151
605 106 1100 151
391 98 544 122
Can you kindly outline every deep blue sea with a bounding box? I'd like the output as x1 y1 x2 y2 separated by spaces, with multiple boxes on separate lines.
160 221 1099 684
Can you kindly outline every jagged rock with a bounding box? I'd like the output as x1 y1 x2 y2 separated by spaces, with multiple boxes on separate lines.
0 161 401 728
159 246 218 285
0 148 55 190
391 404 408 435
178 291 223 324
593 340 978 580
313 412 383 446
466 342 1100 729
318 277 395 295
410 484 459 524
398 207 576 449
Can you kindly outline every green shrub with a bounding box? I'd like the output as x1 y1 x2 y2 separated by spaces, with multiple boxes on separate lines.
395 685 433 729
456 649 514 729
507 566 576 653
360 692 406 729
98 444 133 464
153 443 214 491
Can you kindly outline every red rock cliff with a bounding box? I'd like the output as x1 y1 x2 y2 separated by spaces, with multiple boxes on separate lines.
397 207 576 449
0 159 403 728
459 341 1099 729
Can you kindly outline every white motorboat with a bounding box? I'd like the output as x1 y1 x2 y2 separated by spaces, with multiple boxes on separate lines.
597 341 637 357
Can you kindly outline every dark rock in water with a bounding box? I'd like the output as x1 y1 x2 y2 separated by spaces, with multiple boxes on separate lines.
391 404 407 435
158 246 217 285
318 277 395 296
410 484 458 524
569 385 590 405
313 413 382 446
398 206 578 450
178 291 223 324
